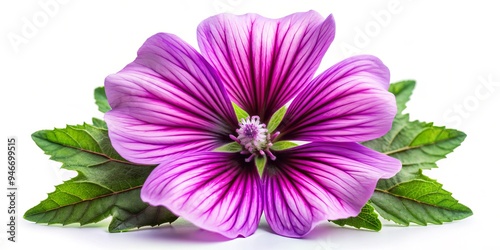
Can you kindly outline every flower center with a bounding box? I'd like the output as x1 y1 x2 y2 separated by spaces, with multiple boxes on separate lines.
230 116 279 162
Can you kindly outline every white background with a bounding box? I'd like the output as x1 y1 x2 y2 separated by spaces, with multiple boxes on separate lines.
1 0 499 249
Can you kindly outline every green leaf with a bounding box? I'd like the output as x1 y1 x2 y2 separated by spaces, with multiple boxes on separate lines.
214 142 242 153
370 174 473 226
267 105 287 133
364 114 466 177
92 117 108 129
331 203 382 231
94 86 111 113
362 81 471 227
388 80 416 114
270 141 299 151
255 155 267 177
232 102 249 121
24 123 177 232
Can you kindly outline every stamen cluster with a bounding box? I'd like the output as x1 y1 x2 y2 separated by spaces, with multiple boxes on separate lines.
230 116 279 162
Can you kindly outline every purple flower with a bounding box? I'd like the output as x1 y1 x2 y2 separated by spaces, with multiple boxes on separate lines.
104 11 401 238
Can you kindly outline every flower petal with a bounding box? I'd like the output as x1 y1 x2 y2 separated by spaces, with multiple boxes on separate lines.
263 142 401 237
278 55 396 143
141 152 262 239
104 33 238 164
197 11 335 121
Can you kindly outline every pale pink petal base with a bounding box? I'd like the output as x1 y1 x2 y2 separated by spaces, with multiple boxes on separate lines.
263 142 401 237
141 152 263 238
